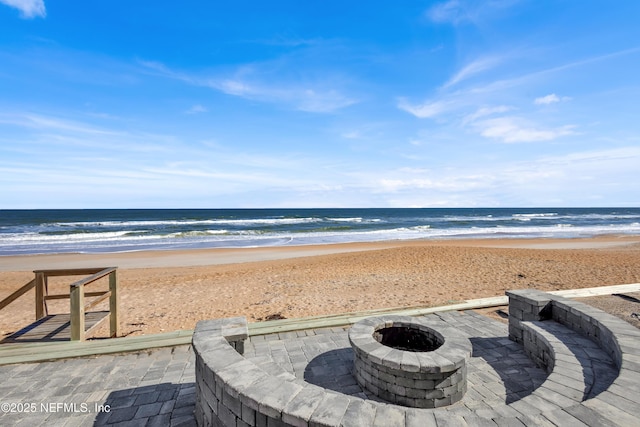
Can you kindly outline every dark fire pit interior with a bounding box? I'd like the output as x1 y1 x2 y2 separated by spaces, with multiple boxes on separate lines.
374 326 443 352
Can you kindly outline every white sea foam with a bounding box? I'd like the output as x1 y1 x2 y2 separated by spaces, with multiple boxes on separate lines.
46 217 324 228
513 213 558 218
1 230 152 243
3 209 640 256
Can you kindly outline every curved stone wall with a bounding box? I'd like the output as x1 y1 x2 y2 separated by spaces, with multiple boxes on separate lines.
194 290 640 426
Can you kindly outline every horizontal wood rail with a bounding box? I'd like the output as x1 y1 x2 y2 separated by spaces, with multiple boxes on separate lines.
33 268 114 277
44 291 107 301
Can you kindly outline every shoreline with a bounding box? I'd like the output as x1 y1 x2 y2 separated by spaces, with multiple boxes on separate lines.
1 235 639 272
1 235 640 338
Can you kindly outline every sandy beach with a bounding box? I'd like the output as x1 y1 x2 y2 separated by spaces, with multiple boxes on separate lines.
1 235 640 339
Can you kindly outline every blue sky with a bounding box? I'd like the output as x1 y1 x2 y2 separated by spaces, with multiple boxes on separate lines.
1 1 639 208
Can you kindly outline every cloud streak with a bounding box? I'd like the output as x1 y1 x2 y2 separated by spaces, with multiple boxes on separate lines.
427 0 521 26
140 60 357 113
534 94 570 105
0 113 121 136
0 0 45 18
397 99 453 119
443 57 502 89
474 116 576 143
397 47 602 143
185 105 208 114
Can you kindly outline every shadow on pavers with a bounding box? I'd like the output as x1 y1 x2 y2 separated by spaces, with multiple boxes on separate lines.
93 382 195 426
304 348 366 397
470 337 549 404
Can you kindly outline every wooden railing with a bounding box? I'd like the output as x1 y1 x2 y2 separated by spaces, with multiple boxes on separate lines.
0 279 36 312
0 267 120 341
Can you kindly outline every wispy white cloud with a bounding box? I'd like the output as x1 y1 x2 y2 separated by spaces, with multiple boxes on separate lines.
466 47 640 97
0 0 45 19
376 176 487 193
0 113 120 136
0 111 189 157
443 56 502 89
397 98 453 119
427 0 469 25
427 0 521 26
534 93 571 105
462 105 513 124
341 130 362 140
397 51 515 121
2 108 637 207
140 60 357 113
346 145 640 207
185 105 208 114
397 46 586 142
398 90 577 143
296 89 357 113
215 79 252 96
473 116 576 143
206 78 357 113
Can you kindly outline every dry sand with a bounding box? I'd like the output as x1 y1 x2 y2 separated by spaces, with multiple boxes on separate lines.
1 236 640 339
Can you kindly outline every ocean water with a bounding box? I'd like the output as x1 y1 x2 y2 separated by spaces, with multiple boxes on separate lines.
1 208 639 256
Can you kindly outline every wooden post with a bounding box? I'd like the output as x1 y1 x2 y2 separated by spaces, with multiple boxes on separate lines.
35 272 47 320
70 284 85 341
109 270 120 338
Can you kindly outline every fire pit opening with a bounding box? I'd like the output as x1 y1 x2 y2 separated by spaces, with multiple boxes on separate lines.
374 325 443 352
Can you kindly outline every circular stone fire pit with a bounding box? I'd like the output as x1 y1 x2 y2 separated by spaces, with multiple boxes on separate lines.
349 315 472 408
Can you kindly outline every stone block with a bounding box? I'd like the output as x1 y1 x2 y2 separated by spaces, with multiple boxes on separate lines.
200 382 218 413
388 383 407 397
222 389 241 417
217 360 264 397
266 417 286 427
249 377 302 419
377 370 395 385
372 404 406 426
217 401 237 427
366 346 394 365
220 317 248 340
395 375 418 388
309 392 351 427
405 386 427 399
195 319 224 333
255 412 267 427
564 404 619 427
380 349 403 370
241 403 256 425
395 395 418 408
433 395 453 408
405 408 437 426
282 385 326 427
340 399 377 427
377 388 396 403
401 351 421 373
